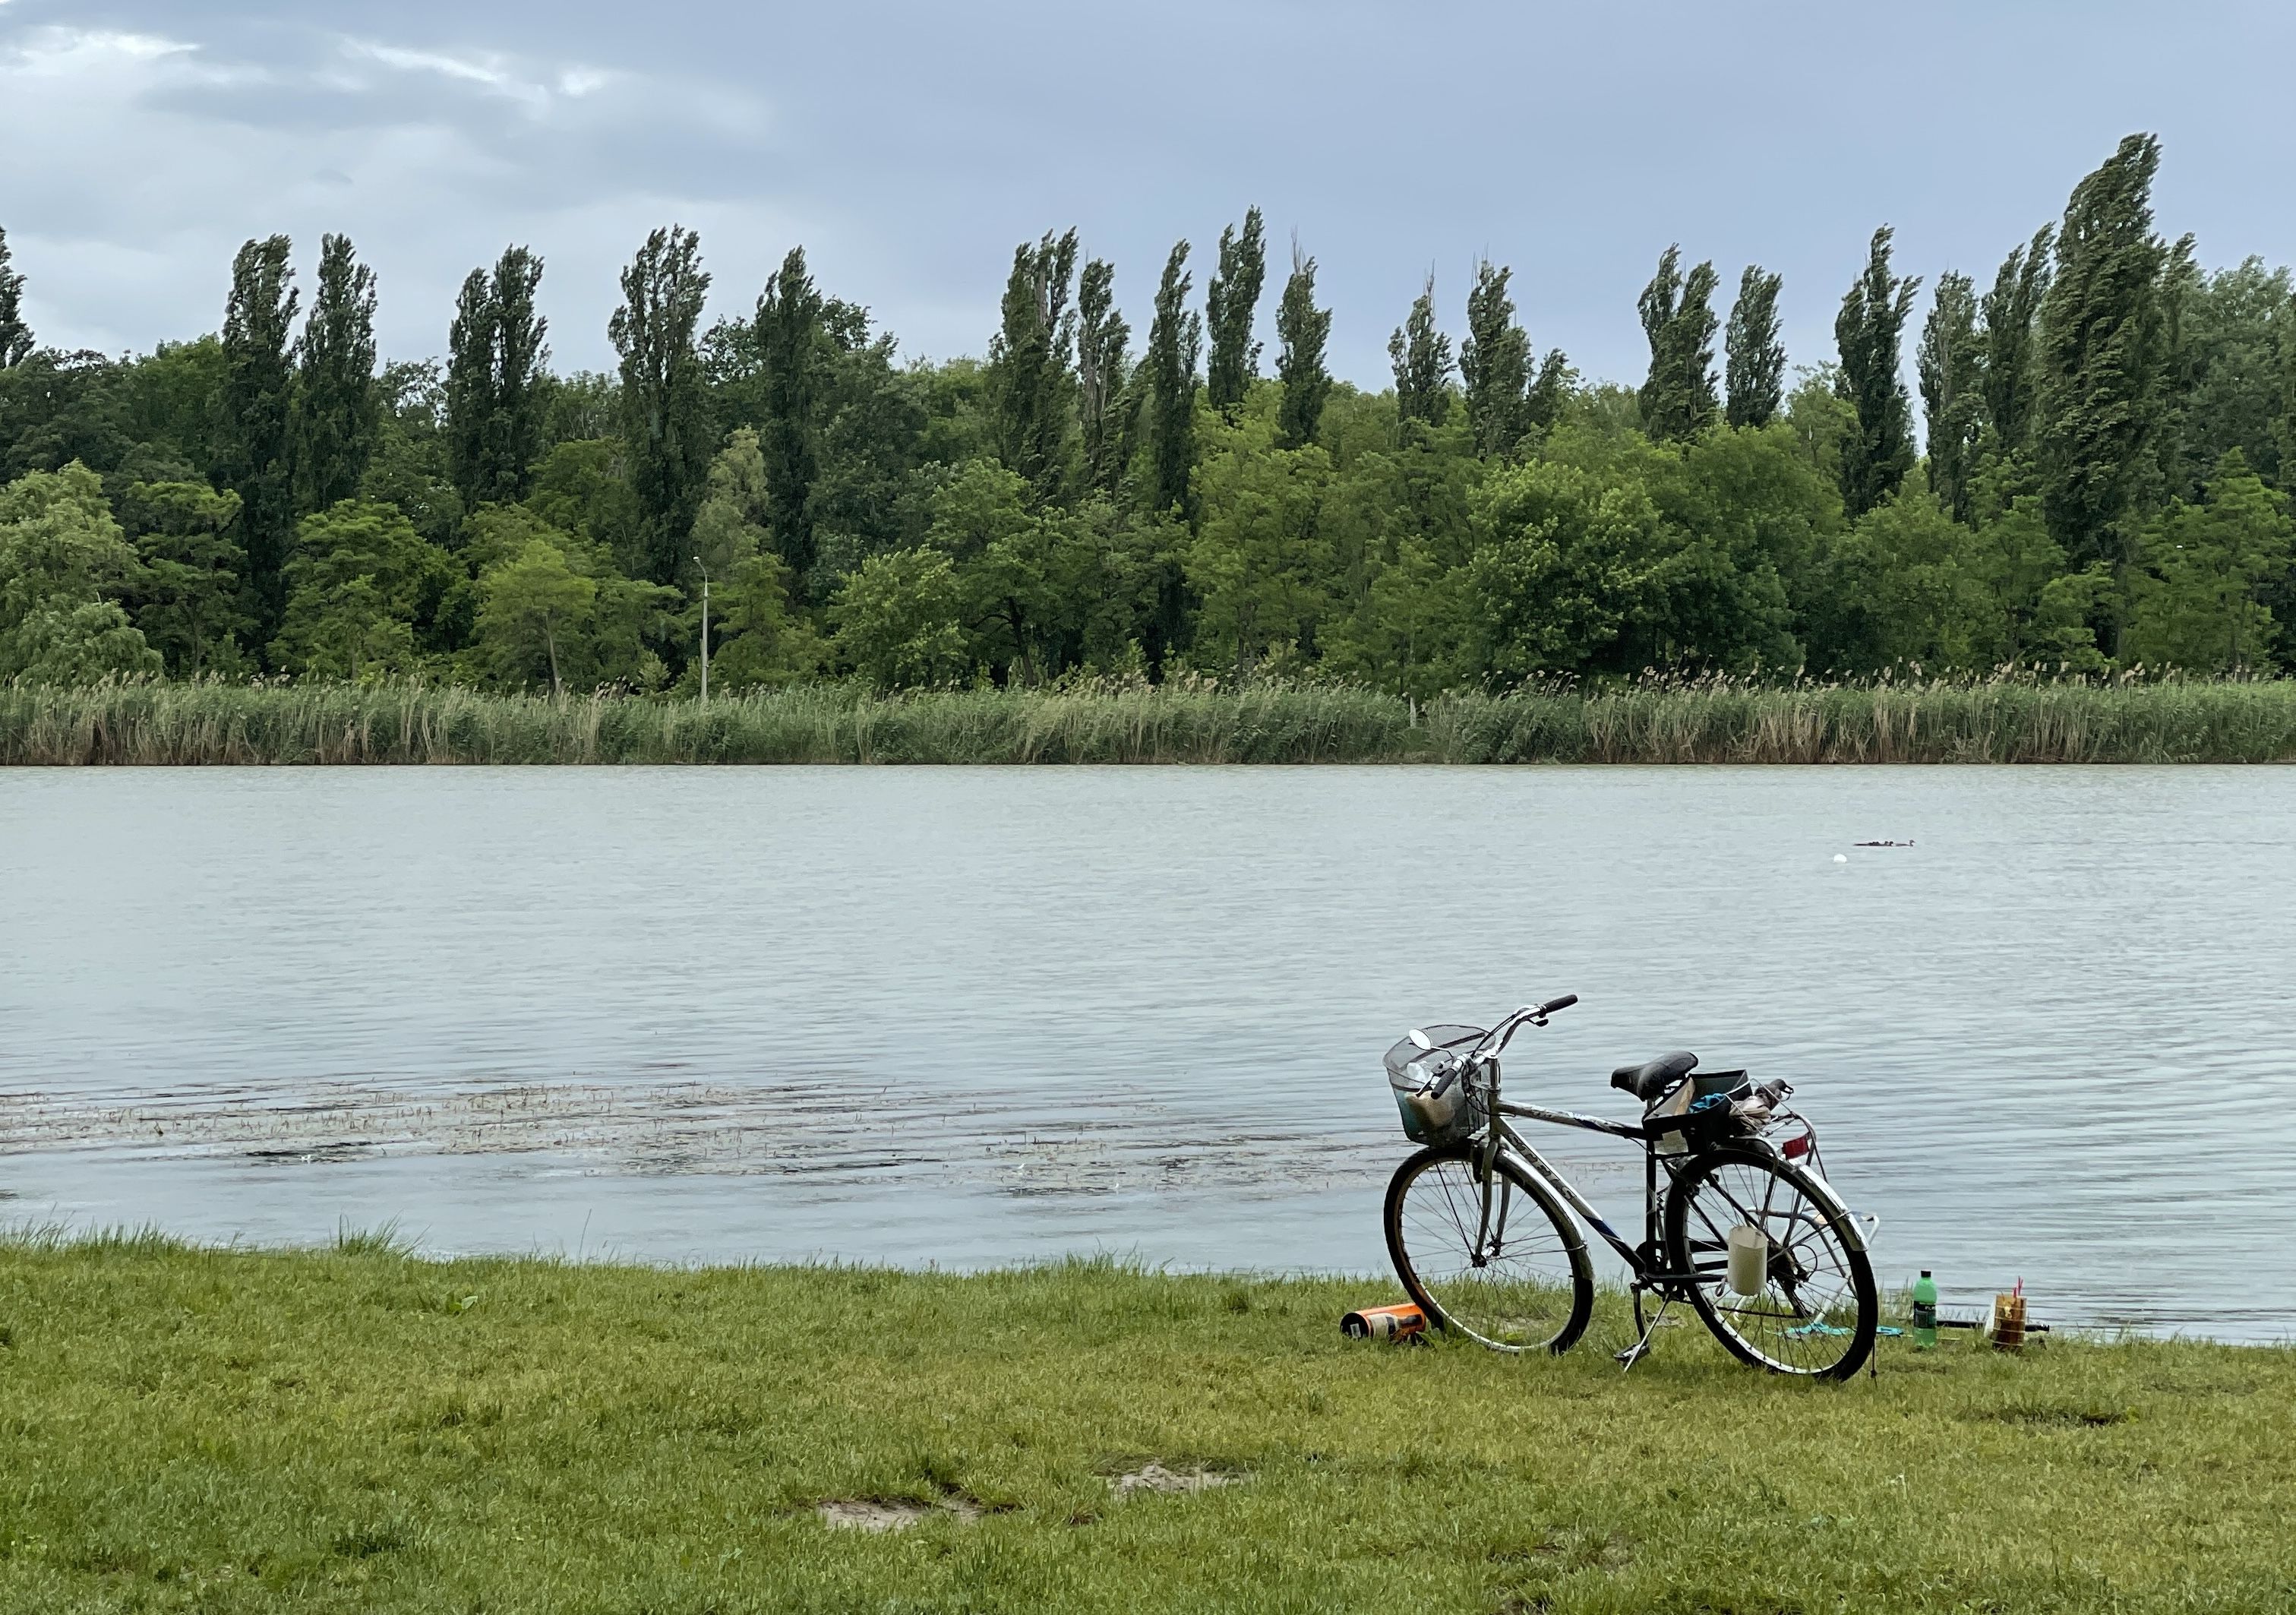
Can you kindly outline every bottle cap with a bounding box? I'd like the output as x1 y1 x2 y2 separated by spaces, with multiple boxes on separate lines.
1919 1269 1931 1277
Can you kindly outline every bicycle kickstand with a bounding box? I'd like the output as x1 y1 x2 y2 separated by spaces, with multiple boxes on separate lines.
1615 1292 1676 1372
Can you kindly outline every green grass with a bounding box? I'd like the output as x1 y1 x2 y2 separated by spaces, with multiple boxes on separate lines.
8 675 2296 763
1 1235 2290 1611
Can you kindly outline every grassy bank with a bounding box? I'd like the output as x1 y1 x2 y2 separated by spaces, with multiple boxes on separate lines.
8 675 2296 764
0 1235 2289 1612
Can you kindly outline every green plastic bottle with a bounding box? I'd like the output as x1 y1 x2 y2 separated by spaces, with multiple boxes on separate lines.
1911 1270 1938 1349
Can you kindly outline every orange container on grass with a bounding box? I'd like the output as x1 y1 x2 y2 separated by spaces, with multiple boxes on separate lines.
1341 1303 1427 1341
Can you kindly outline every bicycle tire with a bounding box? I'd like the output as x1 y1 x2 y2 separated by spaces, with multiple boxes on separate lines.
1663 1144 1878 1380
1384 1142 1593 1355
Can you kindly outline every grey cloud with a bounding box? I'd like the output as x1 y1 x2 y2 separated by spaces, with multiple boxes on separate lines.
5 0 2295 386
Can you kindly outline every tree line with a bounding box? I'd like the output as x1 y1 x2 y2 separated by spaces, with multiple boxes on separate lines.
1 131 2291 697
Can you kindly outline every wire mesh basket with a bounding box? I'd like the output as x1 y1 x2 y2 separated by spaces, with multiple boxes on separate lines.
1384 1025 1488 1146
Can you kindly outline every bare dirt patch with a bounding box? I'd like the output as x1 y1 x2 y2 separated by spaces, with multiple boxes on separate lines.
1112 1463 1243 1496
816 1496 988 1532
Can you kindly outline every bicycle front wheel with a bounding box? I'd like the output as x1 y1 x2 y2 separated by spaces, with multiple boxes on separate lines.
1664 1146 1877 1380
1384 1143 1593 1354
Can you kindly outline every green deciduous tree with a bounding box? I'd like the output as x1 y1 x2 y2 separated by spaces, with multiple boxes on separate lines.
1205 207 1267 419
689 427 772 584
1274 244 1333 451
609 226 713 585
1075 258 1132 496
0 462 163 681
0 349 134 482
1966 498 2111 671
927 458 1071 685
1833 226 1922 517
525 438 643 576
119 479 251 675
215 235 298 650
1465 457 1666 679
0 226 31 368
2163 258 2290 494
829 546 969 688
276 499 454 681
1189 406 1331 678
1723 266 1786 428
2125 450 2292 672
1461 261 1532 460
1917 271 1985 525
987 229 1079 498
292 233 380 513
474 536 595 695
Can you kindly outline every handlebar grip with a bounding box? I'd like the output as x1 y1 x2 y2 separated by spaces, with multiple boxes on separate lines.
1539 994 1579 1016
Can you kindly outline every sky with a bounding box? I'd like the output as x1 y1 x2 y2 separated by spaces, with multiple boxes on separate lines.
4 0 2294 391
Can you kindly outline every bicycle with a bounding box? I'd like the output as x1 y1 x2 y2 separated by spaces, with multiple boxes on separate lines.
1382 994 1878 1380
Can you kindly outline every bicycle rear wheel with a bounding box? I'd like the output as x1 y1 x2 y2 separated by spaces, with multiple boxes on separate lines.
1663 1145 1877 1380
1384 1143 1593 1354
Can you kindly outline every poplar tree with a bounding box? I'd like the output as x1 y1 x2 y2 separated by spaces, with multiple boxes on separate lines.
215 235 299 649
1638 246 1720 441
1075 257 1132 494
1144 241 1201 518
444 247 551 509
292 233 380 512
2035 134 2172 572
0 226 30 368
1205 207 1266 418
1723 265 1786 428
755 247 826 577
2281 289 2296 485
1981 225 2054 456
1833 226 1922 517
445 269 497 507
1916 272 1984 524
1461 261 1531 459
1389 277 1453 429
1525 349 1575 434
490 247 548 502
1273 243 1332 450
608 225 712 583
987 228 1079 498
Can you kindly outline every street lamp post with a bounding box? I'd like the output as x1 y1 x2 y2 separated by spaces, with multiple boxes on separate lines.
693 555 710 707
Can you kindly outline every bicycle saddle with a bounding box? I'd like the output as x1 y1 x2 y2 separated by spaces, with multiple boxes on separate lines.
1610 1051 1698 1102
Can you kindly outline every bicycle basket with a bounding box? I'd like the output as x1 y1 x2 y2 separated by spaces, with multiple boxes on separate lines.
1385 1025 1489 1146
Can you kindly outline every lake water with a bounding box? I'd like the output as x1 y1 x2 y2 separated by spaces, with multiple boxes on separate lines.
3 766 2291 1341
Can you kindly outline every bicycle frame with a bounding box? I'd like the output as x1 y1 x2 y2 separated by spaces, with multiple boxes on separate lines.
1456 1028 1864 1302
1475 1095 1697 1291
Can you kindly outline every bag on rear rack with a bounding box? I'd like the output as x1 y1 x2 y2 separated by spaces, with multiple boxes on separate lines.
1385 1026 1489 1146
1644 1068 1753 1154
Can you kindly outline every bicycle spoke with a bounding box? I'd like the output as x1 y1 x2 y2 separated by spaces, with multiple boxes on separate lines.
1390 1152 1586 1354
1671 1155 1870 1376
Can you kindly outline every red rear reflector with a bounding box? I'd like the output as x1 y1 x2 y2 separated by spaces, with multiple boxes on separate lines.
1783 1136 1811 1160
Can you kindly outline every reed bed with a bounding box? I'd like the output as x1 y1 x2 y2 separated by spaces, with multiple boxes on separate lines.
5 675 2296 765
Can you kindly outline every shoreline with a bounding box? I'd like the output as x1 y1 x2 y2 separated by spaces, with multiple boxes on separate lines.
9 678 2296 765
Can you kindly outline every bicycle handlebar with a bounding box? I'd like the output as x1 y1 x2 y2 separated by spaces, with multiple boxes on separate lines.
1475 992 1580 1058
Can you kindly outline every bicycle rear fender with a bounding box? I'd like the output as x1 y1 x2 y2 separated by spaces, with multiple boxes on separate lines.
1786 1161 1869 1254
